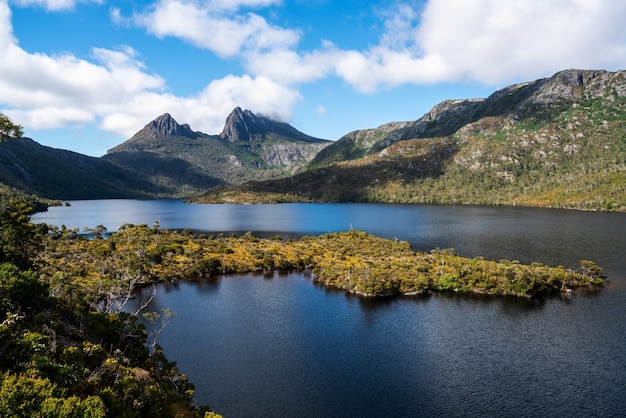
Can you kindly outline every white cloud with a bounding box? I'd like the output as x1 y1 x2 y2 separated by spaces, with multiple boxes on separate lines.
0 0 301 141
244 46 338 84
214 0 626 93
125 0 299 58
0 23 167 130
308 0 622 92
186 75 301 131
412 0 626 84
8 107 94 129
10 0 102 12
97 75 301 136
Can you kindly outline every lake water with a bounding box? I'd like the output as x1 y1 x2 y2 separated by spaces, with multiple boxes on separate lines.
33 200 626 417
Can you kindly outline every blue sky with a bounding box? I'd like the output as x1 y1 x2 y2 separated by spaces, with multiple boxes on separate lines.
1 0 625 157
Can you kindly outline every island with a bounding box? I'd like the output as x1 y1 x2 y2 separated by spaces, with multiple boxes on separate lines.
38 225 605 301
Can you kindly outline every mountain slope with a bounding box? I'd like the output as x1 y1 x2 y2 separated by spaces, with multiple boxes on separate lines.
0 108 330 200
103 109 330 196
309 69 613 168
0 138 161 199
193 69 626 211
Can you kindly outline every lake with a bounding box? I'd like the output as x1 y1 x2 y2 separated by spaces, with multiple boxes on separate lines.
33 200 626 417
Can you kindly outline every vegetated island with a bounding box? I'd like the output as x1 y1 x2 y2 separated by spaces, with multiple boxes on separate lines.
38 225 605 300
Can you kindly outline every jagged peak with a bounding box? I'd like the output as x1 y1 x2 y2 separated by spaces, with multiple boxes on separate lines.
141 113 197 139
219 107 269 143
219 107 327 144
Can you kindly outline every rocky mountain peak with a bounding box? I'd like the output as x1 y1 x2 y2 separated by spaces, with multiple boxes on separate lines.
219 107 274 143
219 107 328 144
314 69 626 166
141 113 197 139
527 69 624 105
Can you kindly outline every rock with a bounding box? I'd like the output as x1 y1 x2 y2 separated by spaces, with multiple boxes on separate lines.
219 107 327 144
141 113 198 139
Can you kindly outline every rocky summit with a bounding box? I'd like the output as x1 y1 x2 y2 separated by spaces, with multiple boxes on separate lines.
219 107 327 144
142 113 198 139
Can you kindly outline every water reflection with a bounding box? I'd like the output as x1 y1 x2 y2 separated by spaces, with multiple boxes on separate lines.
35 200 626 417
124 269 626 417
33 200 626 279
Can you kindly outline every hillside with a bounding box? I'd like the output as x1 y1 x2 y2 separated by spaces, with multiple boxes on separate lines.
0 138 161 199
0 108 330 200
192 69 626 211
103 108 330 196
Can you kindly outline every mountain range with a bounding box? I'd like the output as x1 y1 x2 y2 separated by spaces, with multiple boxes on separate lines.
195 69 626 211
0 69 624 211
0 107 330 199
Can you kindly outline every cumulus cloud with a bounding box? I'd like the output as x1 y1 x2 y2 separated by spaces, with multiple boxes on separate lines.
246 0 626 91
0 5 166 132
0 0 300 140
414 0 626 84
332 0 626 90
120 0 299 58
235 0 600 94
244 45 339 84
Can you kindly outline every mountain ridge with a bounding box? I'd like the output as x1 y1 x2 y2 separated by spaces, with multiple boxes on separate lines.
102 108 330 196
0 107 332 200
1 69 625 211
193 69 626 211
310 69 621 168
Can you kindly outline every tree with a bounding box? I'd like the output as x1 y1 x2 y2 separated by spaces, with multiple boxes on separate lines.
0 199 45 269
0 115 23 142
0 263 50 317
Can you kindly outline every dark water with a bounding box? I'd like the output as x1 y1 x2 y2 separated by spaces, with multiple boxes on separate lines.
33 201 626 417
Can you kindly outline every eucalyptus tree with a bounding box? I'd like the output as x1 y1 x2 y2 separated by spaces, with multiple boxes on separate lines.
0 115 23 142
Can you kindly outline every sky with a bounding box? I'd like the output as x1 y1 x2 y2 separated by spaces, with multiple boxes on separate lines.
1 0 625 157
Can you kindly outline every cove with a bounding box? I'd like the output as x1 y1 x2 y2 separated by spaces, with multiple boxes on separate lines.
127 272 625 417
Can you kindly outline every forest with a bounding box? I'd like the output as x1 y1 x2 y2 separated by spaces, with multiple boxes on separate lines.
0 198 223 417
0 196 605 417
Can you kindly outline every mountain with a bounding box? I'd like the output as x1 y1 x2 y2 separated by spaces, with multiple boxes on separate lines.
0 137 160 199
2 70 625 210
309 69 615 168
0 108 330 200
192 69 626 212
103 109 330 196
220 107 323 143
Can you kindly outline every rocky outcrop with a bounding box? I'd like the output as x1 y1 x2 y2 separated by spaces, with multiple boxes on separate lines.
219 107 268 143
140 113 198 140
219 107 327 144
108 113 201 153
102 108 331 195
259 142 329 168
